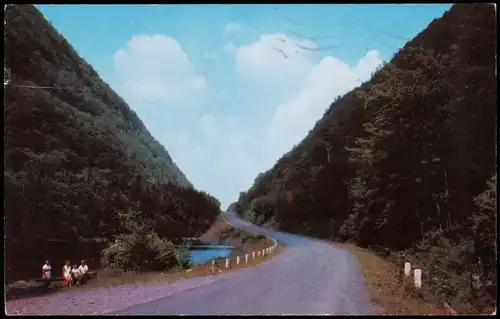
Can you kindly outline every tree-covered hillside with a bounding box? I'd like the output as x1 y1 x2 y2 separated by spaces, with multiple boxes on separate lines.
235 4 496 313
4 4 220 282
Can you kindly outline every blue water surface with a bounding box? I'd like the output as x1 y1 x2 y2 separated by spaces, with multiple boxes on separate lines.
188 248 232 265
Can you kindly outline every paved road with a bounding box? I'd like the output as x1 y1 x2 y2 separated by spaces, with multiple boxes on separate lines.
113 211 378 315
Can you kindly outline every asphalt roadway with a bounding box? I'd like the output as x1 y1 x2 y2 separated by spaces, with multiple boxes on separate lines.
113 211 378 315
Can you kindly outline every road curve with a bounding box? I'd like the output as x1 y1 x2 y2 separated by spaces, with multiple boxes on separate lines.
113 211 378 315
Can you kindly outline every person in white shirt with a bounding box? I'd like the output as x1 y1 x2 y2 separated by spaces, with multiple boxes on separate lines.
62 260 72 288
77 260 89 285
71 264 80 283
42 260 52 280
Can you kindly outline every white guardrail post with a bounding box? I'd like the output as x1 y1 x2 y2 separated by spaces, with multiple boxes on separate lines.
225 258 229 269
236 256 240 265
404 262 411 277
245 253 249 263
414 269 422 289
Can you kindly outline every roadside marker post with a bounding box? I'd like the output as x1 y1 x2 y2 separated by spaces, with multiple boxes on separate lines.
252 252 256 259
245 254 249 263
414 269 422 288
236 256 240 265
404 262 411 277
225 258 229 268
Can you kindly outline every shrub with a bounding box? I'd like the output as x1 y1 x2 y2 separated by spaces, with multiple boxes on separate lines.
101 232 179 273
174 246 191 270
256 234 266 240
100 208 184 273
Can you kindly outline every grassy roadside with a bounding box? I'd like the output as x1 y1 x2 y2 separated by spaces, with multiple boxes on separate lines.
334 243 446 315
6 218 283 300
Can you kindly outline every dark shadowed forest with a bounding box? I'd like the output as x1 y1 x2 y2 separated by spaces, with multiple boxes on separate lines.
4 4 221 282
234 4 496 313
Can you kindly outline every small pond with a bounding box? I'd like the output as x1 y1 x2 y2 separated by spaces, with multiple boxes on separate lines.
187 245 235 265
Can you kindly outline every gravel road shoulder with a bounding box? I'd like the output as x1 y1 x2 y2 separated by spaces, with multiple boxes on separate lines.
6 276 223 315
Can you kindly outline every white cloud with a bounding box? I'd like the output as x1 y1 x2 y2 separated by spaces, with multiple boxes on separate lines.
199 113 217 139
233 33 382 168
164 114 255 207
204 52 217 59
224 22 242 35
113 34 207 107
223 42 237 55
198 114 252 156
268 50 382 155
235 33 317 92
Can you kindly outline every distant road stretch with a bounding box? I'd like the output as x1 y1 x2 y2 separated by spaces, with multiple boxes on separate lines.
113 211 377 315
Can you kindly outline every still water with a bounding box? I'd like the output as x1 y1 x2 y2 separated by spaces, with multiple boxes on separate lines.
188 246 234 265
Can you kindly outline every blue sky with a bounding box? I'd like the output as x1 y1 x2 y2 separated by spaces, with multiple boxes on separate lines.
37 4 452 209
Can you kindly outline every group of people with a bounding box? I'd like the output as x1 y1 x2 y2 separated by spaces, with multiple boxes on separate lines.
41 259 90 288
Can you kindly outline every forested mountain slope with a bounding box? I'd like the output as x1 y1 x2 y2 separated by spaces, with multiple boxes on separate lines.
235 4 496 313
4 4 220 281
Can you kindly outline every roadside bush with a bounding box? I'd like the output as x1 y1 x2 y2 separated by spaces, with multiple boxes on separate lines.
100 209 181 273
174 246 191 270
101 232 179 273
256 234 267 241
392 229 490 313
416 236 475 307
